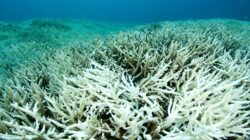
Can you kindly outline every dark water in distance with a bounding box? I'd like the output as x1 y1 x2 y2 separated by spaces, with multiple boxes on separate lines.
0 0 250 23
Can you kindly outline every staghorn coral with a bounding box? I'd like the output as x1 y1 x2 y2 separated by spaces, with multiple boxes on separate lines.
0 20 250 140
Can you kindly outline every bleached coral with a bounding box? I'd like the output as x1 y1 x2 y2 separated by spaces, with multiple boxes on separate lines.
0 20 250 140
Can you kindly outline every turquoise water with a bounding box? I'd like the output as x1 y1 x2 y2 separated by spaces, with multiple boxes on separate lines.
0 0 249 23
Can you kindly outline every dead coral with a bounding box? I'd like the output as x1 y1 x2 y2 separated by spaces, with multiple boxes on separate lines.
0 20 250 140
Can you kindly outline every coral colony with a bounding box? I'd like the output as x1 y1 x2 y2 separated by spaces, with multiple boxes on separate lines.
0 19 250 139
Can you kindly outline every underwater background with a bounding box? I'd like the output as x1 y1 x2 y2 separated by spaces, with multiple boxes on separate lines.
0 0 250 23
0 0 250 140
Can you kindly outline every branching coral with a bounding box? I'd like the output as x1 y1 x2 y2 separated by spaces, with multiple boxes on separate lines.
0 20 250 140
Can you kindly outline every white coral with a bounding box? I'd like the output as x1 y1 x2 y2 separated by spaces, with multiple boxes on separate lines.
0 20 250 140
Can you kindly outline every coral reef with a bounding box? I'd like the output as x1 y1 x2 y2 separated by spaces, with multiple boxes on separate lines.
0 19 250 140
0 19 130 82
